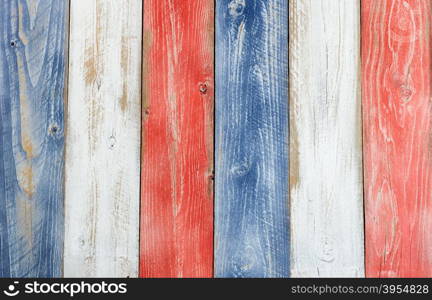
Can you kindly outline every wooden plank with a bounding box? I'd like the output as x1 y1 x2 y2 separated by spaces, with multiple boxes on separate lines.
64 0 142 277
214 0 289 278
140 0 214 278
289 0 364 277
362 0 432 277
0 0 68 277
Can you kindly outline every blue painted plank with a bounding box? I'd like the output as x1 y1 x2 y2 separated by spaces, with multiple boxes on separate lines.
0 0 68 277
215 0 289 277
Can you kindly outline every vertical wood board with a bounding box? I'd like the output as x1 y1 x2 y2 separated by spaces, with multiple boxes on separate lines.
64 0 142 277
215 0 290 278
0 0 68 277
289 0 364 277
362 0 432 277
140 0 214 278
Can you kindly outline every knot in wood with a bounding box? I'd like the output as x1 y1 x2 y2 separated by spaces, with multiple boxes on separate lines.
199 83 208 94
228 0 245 17
230 162 250 177
48 123 61 136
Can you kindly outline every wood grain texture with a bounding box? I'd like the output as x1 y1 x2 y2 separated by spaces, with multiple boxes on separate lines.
64 0 142 277
140 0 214 278
289 0 364 277
0 0 68 277
362 0 432 277
215 0 289 278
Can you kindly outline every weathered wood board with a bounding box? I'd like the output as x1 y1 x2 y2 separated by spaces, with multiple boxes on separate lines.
140 0 214 278
64 0 142 277
289 0 364 277
214 0 289 278
362 0 432 277
0 0 68 277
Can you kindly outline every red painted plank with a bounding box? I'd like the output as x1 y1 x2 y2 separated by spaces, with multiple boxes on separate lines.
140 0 214 278
362 0 432 277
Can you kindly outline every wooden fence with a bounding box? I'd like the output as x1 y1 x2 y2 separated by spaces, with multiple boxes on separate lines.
0 0 430 278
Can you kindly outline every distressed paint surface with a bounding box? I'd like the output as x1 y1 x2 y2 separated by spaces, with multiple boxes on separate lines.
362 0 432 277
215 0 289 278
0 0 68 277
65 0 142 277
289 0 364 277
140 0 214 278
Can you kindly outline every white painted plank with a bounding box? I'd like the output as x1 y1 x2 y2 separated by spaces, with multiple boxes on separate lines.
64 0 142 277
289 0 364 277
